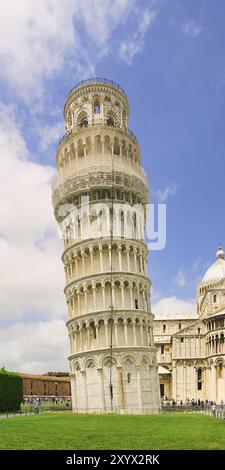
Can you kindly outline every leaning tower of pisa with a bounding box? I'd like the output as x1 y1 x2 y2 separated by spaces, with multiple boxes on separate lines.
52 78 161 413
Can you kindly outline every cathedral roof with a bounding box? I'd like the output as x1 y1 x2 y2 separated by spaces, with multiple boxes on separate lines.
153 311 197 320
201 246 225 284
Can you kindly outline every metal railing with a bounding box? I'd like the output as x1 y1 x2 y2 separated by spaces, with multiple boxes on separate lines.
58 122 138 148
67 78 128 100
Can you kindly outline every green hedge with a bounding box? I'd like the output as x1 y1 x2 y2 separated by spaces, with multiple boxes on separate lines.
0 368 23 412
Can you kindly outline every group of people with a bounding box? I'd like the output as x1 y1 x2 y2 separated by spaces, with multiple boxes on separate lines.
23 396 71 406
162 396 224 414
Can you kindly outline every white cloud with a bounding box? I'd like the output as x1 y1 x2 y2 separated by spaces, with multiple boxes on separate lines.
35 121 65 151
182 21 203 38
0 320 68 373
154 183 177 203
0 0 146 102
174 270 186 287
0 103 65 321
152 296 196 318
118 8 157 65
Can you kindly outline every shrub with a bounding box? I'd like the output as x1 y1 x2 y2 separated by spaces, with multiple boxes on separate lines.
0 368 23 412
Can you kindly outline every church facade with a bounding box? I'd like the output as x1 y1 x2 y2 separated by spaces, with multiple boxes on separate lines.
154 247 225 403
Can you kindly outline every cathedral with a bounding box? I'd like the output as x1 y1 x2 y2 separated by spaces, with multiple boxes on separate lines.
155 246 225 403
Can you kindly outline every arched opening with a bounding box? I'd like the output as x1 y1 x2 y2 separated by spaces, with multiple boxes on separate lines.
107 117 114 127
113 137 120 155
80 116 88 127
94 97 100 114
213 294 217 303
197 368 203 391
77 139 84 157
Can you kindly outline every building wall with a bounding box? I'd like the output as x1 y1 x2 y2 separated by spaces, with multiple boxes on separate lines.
21 374 71 397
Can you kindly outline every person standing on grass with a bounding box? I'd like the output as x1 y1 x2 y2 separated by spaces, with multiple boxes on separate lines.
211 404 216 417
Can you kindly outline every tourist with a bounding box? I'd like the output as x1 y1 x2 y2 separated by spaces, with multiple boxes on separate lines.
211 404 216 417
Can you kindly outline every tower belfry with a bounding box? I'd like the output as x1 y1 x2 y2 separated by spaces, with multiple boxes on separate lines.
52 78 160 413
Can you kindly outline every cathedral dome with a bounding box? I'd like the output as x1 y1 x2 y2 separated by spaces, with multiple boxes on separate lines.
202 246 225 283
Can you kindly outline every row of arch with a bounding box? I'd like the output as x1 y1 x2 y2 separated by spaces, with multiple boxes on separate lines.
206 333 225 356
68 315 154 354
71 352 156 373
66 277 151 319
57 134 140 173
61 206 146 248
206 318 225 331
58 189 145 210
66 94 129 132
63 241 148 285
53 170 148 220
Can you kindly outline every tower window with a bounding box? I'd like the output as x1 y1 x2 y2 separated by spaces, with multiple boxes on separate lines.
107 117 114 127
181 337 184 343
161 346 164 355
198 327 201 334
197 368 203 390
179 323 182 330
135 299 139 309
213 294 217 303
94 98 100 114
80 116 88 127
127 373 131 384
163 324 166 333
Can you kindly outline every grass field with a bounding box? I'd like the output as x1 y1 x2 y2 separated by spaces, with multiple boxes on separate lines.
0 413 225 450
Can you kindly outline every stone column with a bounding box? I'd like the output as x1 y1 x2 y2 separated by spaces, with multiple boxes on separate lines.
211 364 217 402
75 257 78 279
72 296 75 317
71 374 77 412
117 367 125 410
96 323 99 348
130 285 133 309
118 246 122 271
105 321 109 346
102 284 106 310
172 364 177 400
133 322 137 346
140 323 144 345
183 363 187 402
90 248 94 273
97 368 106 411
81 370 88 411
84 288 88 313
120 283 125 308
124 320 128 345
92 286 97 311
77 293 81 315
99 246 103 272
134 249 137 272
81 251 85 276
87 327 91 350
136 367 143 411
127 248 131 271
80 328 83 351
112 282 115 307
114 322 118 346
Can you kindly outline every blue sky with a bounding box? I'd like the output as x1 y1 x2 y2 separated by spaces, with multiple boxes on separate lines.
0 0 224 372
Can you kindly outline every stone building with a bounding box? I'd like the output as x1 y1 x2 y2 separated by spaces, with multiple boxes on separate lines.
20 373 71 398
52 78 161 413
154 247 225 403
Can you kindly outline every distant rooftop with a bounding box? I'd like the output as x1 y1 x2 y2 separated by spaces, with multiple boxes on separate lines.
153 311 198 320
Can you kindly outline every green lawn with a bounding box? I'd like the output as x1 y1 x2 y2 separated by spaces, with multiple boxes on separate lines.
0 413 225 450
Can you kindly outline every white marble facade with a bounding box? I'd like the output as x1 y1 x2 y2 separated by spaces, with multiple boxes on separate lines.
52 79 161 413
155 247 225 403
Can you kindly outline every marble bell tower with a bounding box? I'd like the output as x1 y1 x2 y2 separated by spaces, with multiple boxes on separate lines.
52 78 161 413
